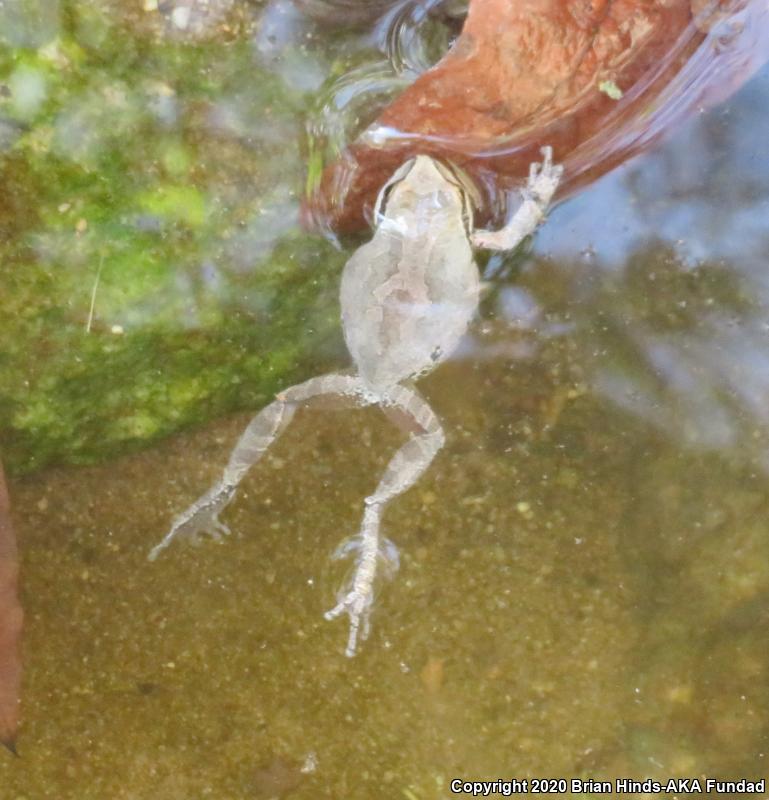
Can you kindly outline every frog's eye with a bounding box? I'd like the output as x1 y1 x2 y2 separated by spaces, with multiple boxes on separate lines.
461 189 474 234
373 181 396 223
373 158 417 224
432 159 475 233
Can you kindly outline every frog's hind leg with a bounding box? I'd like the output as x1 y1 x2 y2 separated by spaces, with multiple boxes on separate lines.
325 384 445 656
149 374 367 561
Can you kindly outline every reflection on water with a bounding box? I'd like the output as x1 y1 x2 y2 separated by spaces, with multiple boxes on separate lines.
534 72 769 471
376 0 465 76
1 0 769 796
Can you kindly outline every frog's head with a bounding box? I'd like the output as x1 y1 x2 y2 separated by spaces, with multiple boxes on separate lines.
373 155 476 234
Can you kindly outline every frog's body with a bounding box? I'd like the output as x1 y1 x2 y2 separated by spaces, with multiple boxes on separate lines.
150 148 563 656
342 156 478 393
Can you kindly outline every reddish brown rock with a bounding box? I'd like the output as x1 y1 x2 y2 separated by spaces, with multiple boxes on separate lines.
306 0 768 233
0 460 22 753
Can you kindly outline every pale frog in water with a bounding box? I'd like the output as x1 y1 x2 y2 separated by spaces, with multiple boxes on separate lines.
150 147 563 656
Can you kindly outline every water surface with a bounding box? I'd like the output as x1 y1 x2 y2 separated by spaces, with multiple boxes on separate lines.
1 1 769 797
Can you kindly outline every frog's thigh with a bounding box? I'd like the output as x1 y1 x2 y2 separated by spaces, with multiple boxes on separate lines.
278 373 366 404
224 374 367 482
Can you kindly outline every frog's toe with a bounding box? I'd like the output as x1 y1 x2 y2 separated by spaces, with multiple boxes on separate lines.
330 534 361 561
161 513 207 549
207 516 231 542
324 588 373 657
526 151 563 204
540 149 563 181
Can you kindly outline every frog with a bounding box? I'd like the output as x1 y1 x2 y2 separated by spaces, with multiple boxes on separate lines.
149 146 563 657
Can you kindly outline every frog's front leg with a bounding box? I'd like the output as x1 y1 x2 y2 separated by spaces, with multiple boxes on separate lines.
325 384 445 656
471 145 563 251
149 373 368 561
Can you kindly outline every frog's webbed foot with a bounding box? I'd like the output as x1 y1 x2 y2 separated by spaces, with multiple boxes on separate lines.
325 516 400 657
149 482 236 561
471 145 563 252
524 144 563 206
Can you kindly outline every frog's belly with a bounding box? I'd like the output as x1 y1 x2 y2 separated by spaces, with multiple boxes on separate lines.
340 236 479 389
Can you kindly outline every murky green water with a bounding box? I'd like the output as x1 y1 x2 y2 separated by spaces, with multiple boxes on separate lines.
2 1 769 798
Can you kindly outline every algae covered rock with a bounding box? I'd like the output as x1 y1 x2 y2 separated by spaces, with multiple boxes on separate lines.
0 1 348 475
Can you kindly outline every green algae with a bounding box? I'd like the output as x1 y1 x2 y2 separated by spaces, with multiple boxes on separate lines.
0 220 346 473
0 1 351 475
